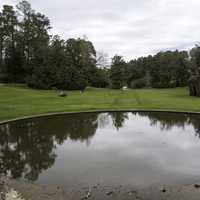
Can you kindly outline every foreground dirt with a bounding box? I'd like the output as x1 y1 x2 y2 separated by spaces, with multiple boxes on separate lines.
2 179 200 200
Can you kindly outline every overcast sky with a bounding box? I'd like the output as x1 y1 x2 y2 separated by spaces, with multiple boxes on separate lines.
1 0 200 60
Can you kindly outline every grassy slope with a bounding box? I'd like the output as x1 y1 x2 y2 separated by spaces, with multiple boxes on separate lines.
0 84 200 121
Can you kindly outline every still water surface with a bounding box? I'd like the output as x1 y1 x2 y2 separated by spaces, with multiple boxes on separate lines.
1 112 200 189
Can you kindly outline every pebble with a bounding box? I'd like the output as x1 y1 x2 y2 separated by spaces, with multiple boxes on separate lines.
194 184 200 189
161 188 167 193
106 191 113 196
128 192 133 196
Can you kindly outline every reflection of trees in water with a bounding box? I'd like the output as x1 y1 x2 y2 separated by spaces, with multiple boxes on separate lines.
97 112 129 130
97 113 110 129
0 113 98 181
1 111 200 182
137 112 200 138
188 116 200 137
138 112 189 130
109 112 129 130
0 122 56 181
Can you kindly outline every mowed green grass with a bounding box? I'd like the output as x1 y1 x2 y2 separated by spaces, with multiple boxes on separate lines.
1 84 200 121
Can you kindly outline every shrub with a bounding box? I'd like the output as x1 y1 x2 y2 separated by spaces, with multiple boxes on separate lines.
26 66 56 89
130 78 146 89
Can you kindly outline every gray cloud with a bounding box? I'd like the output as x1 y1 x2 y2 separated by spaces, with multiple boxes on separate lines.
1 0 200 60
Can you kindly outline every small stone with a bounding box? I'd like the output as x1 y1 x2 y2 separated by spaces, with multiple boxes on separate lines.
81 191 91 200
194 184 200 188
106 191 113 196
161 188 167 193
86 191 91 198
128 190 136 196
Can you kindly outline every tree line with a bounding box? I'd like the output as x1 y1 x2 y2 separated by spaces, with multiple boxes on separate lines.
0 1 200 91
110 50 189 89
0 1 109 90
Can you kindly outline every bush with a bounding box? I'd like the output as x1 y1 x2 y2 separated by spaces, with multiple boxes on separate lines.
56 70 88 91
89 68 109 88
151 80 176 88
130 78 146 89
26 65 56 89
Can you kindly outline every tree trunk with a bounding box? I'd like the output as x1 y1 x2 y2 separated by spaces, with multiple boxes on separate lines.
0 36 3 69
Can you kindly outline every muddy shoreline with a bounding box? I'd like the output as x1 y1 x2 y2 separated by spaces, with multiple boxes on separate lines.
1 178 200 200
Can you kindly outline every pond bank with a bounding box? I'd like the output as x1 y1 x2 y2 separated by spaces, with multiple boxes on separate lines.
1 179 200 200
2 109 200 125
0 179 64 200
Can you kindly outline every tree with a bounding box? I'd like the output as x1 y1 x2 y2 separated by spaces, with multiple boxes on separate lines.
64 38 96 90
110 55 126 89
27 37 99 90
0 11 5 80
175 51 189 87
150 51 189 88
126 56 152 88
17 1 51 74
16 0 34 66
0 11 4 67
1 5 24 82
89 67 109 88
188 46 200 96
27 36 63 89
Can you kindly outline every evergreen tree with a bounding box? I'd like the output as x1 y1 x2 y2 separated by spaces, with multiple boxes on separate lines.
110 55 126 89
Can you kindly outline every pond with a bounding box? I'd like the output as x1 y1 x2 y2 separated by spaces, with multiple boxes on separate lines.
0 111 200 193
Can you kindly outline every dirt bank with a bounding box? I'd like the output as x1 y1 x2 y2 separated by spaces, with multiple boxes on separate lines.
1 179 200 200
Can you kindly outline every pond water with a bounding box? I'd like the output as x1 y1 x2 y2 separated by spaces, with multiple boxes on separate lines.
1 112 200 190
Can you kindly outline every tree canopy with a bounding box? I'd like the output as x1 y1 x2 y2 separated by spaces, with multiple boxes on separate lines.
0 1 198 93
0 1 108 90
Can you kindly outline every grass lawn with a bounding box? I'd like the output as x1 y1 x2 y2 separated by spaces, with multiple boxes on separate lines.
1 84 200 121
